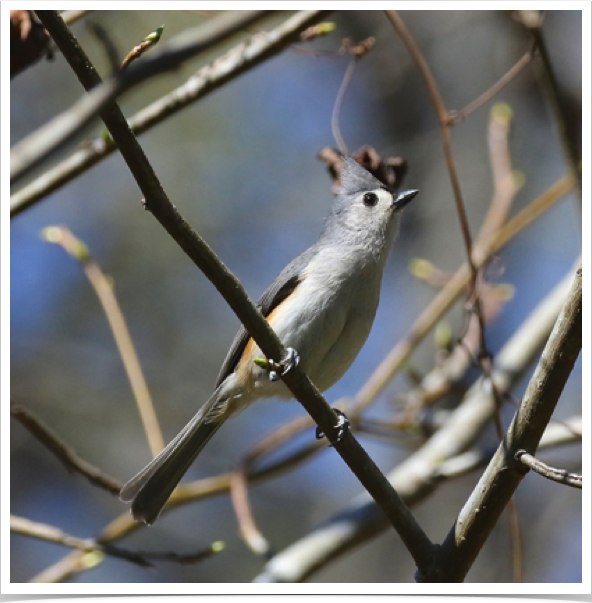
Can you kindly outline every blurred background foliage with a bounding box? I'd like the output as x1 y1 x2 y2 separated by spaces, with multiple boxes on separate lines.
10 10 582 583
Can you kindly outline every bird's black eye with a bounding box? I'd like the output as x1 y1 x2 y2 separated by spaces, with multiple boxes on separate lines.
363 192 379 207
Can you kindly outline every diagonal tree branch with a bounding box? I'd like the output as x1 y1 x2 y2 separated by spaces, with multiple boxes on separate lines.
253 262 577 582
422 265 582 582
42 225 164 457
35 10 435 573
11 401 123 495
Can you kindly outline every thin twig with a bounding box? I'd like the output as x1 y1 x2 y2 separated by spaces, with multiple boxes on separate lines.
479 103 517 244
450 45 536 123
11 514 147 567
228 414 330 556
507 497 523 583
515 450 582 488
11 515 221 568
329 35 376 154
331 58 356 155
230 469 273 557
526 15 582 206
42 225 164 457
10 401 123 495
385 11 477 282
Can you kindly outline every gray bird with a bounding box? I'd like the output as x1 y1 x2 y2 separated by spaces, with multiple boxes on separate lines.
120 157 418 524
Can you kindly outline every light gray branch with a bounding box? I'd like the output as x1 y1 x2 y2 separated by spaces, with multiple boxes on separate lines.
11 10 332 216
424 264 581 582
253 262 578 582
11 10 272 183
515 450 581 488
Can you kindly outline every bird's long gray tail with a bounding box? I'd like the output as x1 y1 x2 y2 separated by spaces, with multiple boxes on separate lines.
120 385 227 525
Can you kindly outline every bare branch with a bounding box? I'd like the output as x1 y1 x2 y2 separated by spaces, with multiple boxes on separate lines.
331 37 376 155
11 10 274 183
38 11 434 573
10 10 331 212
450 45 536 123
11 514 149 567
230 469 273 558
253 263 577 582
11 515 222 568
424 265 581 582
11 401 123 495
385 11 479 292
42 225 164 457
521 12 582 206
515 450 582 489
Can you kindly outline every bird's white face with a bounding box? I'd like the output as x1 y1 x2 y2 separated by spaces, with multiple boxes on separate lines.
340 187 398 237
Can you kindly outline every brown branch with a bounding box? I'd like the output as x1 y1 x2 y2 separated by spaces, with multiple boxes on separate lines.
330 37 376 155
230 469 272 558
11 515 221 568
10 401 123 495
11 515 146 566
523 13 582 206
42 225 164 457
479 103 517 243
38 10 434 574
450 45 536 123
385 11 477 284
331 57 356 155
228 414 331 556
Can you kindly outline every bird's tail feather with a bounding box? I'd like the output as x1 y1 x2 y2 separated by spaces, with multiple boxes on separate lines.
120 385 226 525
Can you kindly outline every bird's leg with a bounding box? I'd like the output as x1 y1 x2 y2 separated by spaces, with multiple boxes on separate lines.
266 347 300 382
316 409 350 445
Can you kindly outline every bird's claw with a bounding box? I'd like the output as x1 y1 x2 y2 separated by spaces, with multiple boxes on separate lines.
316 409 350 445
268 347 300 382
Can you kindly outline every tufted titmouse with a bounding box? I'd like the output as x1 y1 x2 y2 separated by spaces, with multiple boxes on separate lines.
120 157 418 524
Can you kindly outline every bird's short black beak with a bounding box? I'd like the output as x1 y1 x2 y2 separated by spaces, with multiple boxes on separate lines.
393 189 419 210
